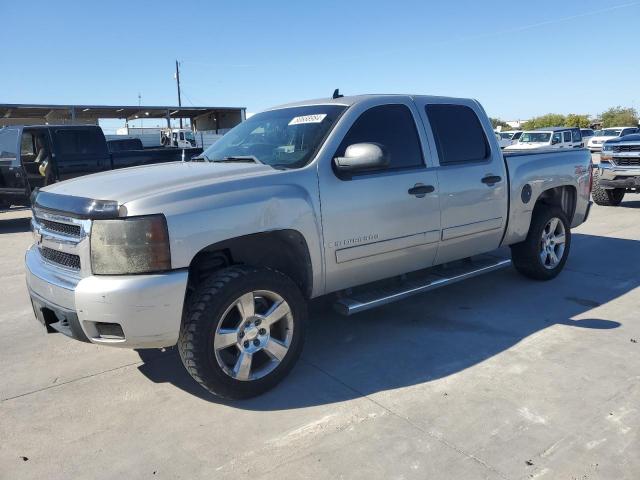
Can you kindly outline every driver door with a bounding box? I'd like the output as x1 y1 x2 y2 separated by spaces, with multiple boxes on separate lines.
318 100 441 293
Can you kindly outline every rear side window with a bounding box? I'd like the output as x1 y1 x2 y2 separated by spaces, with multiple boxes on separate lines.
425 104 489 165
571 129 581 142
0 128 19 161
563 131 572 142
512 131 522 140
337 104 423 170
55 129 105 155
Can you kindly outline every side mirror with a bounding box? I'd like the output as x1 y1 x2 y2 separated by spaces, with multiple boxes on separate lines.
334 143 388 173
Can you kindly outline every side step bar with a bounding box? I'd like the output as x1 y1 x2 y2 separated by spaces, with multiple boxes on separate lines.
333 255 512 316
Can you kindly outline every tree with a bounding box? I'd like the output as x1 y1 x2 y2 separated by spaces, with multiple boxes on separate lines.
564 114 591 128
522 114 566 130
490 117 511 130
600 106 639 128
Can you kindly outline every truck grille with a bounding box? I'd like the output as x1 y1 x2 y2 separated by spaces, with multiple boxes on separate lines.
39 219 82 237
40 246 81 270
613 145 640 153
612 158 640 167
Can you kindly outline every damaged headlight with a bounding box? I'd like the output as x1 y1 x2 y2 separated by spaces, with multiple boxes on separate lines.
90 215 171 274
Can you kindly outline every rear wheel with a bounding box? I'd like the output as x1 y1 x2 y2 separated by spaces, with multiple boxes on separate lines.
511 206 571 281
178 266 307 399
592 170 625 206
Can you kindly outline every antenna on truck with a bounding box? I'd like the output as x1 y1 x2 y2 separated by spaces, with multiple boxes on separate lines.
332 89 343 99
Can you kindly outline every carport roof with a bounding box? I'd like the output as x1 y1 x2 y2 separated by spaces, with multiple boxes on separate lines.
0 103 245 121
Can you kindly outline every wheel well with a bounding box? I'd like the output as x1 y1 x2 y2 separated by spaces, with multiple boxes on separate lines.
187 230 313 299
534 186 577 223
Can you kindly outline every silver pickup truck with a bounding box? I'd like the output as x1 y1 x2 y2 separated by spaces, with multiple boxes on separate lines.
25 94 593 398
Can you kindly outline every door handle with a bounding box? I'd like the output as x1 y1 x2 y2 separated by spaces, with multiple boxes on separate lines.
481 175 502 185
408 184 435 197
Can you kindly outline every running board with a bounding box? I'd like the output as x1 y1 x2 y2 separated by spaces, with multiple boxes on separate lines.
333 255 512 316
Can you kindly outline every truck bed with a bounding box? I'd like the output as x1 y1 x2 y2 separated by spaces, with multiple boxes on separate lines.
502 148 592 246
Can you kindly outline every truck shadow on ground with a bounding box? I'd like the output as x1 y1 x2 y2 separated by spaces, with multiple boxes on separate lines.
136 233 638 409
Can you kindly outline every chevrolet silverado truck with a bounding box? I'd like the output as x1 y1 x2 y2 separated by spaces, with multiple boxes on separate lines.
25 94 593 398
0 125 202 209
593 133 640 205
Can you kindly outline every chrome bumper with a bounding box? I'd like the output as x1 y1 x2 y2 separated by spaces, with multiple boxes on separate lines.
25 246 189 348
597 162 640 188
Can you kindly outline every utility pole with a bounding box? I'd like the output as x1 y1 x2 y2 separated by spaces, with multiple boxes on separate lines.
175 60 183 129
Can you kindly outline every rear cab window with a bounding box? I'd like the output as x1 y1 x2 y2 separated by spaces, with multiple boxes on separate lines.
425 104 489 165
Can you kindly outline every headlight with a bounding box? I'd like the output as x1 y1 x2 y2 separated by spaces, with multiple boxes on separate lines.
90 215 171 274
601 143 613 152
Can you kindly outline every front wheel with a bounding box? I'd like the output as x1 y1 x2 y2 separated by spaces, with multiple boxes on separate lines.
511 206 571 281
592 170 625 206
178 266 307 399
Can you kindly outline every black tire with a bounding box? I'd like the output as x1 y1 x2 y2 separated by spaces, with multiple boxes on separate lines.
592 170 625 206
178 265 307 399
511 206 571 281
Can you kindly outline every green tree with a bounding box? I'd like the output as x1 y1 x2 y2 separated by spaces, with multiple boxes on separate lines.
490 117 511 130
564 114 591 128
600 106 639 128
523 113 566 130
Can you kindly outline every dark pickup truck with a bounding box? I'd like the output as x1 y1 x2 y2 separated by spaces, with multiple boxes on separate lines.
0 125 202 208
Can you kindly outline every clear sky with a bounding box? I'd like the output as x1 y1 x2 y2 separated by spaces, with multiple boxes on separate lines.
2 0 639 123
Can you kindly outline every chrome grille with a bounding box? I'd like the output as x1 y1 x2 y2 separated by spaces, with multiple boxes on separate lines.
612 157 640 167
40 246 81 270
613 145 640 153
39 218 82 237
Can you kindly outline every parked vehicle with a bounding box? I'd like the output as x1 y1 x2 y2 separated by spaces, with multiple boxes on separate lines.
0 125 202 208
587 127 638 152
580 128 595 146
25 94 592 398
504 127 582 151
495 131 522 149
495 131 513 149
593 133 640 205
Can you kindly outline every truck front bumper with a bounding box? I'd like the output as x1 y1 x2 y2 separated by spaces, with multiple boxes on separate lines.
25 246 188 348
597 162 640 189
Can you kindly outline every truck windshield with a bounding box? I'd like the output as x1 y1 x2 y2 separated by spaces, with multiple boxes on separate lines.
200 105 346 168
519 132 551 143
600 129 622 136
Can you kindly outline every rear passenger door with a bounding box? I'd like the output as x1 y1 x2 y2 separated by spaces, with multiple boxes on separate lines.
562 130 573 148
52 128 110 181
417 101 508 264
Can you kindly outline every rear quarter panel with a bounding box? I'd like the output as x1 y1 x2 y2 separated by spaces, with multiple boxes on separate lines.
502 149 592 245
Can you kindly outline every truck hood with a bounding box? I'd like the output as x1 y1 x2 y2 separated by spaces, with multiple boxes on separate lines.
604 133 640 144
43 161 275 204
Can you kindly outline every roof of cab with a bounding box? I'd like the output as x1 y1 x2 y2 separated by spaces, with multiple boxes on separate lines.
534 127 579 132
266 94 477 111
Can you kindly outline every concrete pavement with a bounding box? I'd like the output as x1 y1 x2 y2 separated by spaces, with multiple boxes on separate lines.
1 200 639 480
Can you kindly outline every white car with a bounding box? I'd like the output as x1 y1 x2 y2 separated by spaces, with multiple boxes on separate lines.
587 127 638 152
504 128 581 151
495 130 523 149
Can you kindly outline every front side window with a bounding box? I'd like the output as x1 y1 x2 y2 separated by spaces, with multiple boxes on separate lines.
201 105 346 169
552 132 562 144
336 104 423 170
426 104 488 165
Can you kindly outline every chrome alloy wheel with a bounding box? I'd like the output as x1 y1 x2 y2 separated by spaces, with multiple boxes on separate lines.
539 217 566 269
213 290 293 381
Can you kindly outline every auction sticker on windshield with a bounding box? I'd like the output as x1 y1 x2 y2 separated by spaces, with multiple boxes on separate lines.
289 114 327 125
